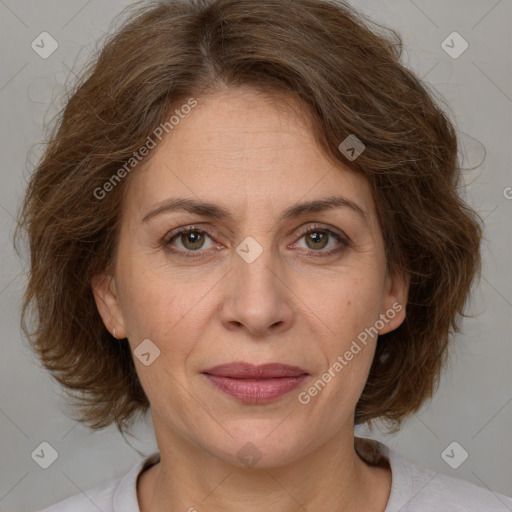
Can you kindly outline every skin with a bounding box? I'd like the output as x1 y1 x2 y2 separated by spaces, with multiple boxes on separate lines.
92 85 409 512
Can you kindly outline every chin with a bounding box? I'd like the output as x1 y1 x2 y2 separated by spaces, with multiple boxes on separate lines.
198 427 311 469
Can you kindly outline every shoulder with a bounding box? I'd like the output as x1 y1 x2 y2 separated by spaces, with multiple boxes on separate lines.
396 460 512 511
37 452 160 512
356 438 512 512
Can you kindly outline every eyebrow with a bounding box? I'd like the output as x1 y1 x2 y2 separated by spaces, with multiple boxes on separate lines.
141 195 369 226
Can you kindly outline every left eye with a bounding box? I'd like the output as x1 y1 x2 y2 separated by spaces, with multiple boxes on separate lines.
292 226 349 256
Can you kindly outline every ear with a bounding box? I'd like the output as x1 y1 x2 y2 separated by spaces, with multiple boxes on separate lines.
378 267 409 335
90 273 127 339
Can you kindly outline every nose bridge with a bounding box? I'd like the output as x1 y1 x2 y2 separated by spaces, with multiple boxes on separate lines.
221 234 292 335
233 234 279 299
236 229 285 282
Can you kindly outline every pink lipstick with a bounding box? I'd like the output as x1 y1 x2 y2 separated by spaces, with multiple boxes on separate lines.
202 362 309 403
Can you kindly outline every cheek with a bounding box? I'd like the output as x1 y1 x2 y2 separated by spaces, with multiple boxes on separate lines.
119 274 169 339
303 272 384 345
304 274 383 397
117 259 213 357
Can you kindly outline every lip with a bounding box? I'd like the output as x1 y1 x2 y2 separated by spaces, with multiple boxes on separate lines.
203 362 308 378
202 362 309 403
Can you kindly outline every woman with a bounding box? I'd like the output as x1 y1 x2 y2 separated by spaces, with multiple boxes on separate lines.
17 0 512 510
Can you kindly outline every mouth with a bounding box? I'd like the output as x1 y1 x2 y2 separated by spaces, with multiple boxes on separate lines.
202 362 310 403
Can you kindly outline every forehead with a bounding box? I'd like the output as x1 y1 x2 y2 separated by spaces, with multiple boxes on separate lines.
124 87 378 230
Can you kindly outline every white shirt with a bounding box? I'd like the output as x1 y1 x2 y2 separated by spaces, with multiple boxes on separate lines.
39 438 512 511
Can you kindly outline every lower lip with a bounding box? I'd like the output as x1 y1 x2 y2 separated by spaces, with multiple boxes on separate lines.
204 374 309 403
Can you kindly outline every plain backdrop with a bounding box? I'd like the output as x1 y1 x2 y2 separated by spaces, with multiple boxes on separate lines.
0 0 511 510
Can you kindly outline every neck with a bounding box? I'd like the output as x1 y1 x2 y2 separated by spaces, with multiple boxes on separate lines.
137 431 392 512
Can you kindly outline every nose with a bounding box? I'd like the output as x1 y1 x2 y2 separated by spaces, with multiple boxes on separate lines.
220 244 295 337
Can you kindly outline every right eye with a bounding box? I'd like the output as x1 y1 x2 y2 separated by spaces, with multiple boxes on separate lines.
164 226 221 258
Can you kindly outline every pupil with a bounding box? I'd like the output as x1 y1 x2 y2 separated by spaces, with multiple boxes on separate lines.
184 232 203 249
308 231 327 249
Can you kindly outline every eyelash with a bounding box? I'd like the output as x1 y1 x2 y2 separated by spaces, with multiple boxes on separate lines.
163 224 350 260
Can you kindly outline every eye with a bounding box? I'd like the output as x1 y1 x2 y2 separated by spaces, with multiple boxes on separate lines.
164 226 219 258
163 223 350 259
292 224 350 257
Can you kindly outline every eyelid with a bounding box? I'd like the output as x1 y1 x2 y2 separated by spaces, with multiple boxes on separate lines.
293 223 349 242
163 223 217 239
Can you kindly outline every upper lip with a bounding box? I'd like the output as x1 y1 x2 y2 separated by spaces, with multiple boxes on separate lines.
203 362 309 379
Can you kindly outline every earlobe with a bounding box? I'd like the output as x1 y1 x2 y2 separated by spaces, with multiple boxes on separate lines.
90 273 127 339
379 268 409 335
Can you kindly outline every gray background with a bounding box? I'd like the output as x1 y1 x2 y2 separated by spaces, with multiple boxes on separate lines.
0 0 511 510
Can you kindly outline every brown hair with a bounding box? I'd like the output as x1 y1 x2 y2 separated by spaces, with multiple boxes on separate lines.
16 0 483 435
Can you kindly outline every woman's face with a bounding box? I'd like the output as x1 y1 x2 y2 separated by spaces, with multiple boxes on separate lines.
93 86 408 467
